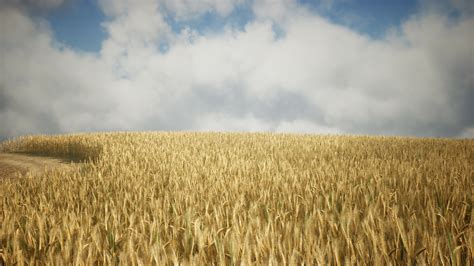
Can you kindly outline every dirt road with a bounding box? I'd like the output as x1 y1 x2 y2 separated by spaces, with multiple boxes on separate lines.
0 153 75 179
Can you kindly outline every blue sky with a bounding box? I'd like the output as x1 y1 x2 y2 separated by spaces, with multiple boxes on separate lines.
47 0 107 52
305 0 419 37
47 0 420 53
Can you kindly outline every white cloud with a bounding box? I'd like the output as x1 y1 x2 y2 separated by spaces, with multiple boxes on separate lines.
458 127 474 138
99 0 244 21
197 114 271 132
252 0 298 21
160 0 244 19
276 120 341 134
0 0 473 138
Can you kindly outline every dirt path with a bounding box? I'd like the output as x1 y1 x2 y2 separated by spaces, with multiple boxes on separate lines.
0 153 75 179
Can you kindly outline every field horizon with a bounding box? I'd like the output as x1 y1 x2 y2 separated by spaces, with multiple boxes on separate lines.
0 131 472 264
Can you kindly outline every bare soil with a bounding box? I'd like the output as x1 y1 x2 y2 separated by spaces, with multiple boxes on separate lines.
0 153 74 179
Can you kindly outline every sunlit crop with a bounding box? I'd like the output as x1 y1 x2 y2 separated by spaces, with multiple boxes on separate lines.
0 132 472 264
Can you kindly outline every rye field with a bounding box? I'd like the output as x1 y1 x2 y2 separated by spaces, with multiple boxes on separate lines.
0 132 472 265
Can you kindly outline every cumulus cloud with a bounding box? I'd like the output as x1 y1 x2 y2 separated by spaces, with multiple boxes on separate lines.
160 0 245 19
252 0 298 21
0 0 473 139
459 127 474 138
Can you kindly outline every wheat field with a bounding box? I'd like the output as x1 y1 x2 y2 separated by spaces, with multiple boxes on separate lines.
0 132 472 265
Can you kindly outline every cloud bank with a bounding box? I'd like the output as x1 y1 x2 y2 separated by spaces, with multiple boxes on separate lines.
0 0 473 139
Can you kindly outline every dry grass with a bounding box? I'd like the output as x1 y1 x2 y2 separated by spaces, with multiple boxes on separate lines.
0 132 472 265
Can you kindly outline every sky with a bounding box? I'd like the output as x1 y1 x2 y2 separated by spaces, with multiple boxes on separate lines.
0 0 473 140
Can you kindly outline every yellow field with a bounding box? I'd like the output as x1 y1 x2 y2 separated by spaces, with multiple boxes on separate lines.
0 132 472 265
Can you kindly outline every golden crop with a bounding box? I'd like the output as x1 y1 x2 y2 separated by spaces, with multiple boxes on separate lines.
0 132 472 265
